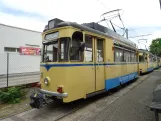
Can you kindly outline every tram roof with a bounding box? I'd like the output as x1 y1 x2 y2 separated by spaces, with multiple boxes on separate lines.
44 18 137 49
138 49 149 53
138 49 159 57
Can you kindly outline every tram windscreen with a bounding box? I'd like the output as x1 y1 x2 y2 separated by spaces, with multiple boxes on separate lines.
42 37 70 62
42 40 58 62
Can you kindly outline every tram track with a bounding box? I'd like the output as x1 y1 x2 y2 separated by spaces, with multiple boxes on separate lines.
53 103 88 121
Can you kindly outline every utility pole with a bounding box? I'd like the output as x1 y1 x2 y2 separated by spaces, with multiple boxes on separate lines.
125 29 128 39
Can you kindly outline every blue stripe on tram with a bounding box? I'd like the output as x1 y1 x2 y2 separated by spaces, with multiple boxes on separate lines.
147 67 154 72
40 63 138 71
105 72 138 91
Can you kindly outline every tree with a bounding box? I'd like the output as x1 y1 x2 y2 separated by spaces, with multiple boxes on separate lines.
149 38 161 56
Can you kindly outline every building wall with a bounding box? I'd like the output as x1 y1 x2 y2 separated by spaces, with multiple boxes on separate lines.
0 24 42 75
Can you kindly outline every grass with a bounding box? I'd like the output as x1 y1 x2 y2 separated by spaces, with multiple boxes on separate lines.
0 87 35 119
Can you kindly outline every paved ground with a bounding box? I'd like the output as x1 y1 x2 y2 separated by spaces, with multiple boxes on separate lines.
0 72 40 88
1 69 161 121
60 70 161 121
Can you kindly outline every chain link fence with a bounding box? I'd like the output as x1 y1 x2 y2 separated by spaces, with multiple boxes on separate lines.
0 53 40 88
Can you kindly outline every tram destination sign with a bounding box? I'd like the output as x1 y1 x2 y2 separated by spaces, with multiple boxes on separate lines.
45 32 59 41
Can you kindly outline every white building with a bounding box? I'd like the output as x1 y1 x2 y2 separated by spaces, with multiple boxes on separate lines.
0 24 42 75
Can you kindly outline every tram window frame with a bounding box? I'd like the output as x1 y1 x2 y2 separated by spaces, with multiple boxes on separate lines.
157 58 160 62
127 52 130 62
59 37 70 62
42 37 70 62
144 54 148 62
97 38 104 62
139 55 145 62
84 35 93 62
114 45 137 63
153 57 157 62
114 48 124 62
42 40 59 62
124 51 131 62
149 55 153 62
130 52 136 62
134 52 138 62
70 31 84 62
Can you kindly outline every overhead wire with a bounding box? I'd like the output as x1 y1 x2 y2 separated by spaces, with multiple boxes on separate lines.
116 14 150 50
127 24 149 49
96 0 150 50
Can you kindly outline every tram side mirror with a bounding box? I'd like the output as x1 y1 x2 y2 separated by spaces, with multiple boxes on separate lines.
79 42 85 51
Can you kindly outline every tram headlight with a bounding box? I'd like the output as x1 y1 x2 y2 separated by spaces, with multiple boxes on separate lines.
44 78 49 85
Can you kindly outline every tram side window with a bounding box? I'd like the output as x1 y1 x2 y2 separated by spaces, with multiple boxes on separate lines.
43 41 58 62
139 55 145 62
46 45 53 61
145 54 148 62
157 58 160 62
124 51 130 62
85 35 93 62
151 57 154 62
151 57 153 62
97 39 104 62
114 48 123 62
134 53 137 62
120 51 124 62
70 31 83 62
131 52 136 62
149 55 153 62
114 51 118 62
130 52 133 62
52 45 58 62
153 57 157 62
59 37 70 62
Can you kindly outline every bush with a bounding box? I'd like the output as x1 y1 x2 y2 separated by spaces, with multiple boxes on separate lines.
0 87 24 104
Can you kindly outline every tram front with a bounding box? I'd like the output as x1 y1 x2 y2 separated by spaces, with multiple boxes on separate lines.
29 18 85 109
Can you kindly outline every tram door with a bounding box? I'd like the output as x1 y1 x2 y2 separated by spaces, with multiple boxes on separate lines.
84 35 96 93
95 38 105 91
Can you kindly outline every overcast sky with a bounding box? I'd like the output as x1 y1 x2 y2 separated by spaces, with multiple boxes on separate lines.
0 0 161 49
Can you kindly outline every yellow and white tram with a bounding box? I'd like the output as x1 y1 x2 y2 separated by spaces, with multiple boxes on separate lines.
29 18 156 108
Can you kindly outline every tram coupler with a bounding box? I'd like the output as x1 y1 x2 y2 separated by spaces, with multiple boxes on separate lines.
29 93 47 109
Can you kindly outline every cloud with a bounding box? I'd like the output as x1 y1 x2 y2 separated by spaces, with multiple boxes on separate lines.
0 12 45 31
99 0 161 27
0 0 161 48
0 0 104 23
1 0 161 27
0 0 48 22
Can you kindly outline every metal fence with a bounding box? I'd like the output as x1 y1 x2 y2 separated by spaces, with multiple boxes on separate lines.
0 53 40 88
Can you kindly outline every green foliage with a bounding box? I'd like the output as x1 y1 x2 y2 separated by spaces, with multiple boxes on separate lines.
0 87 25 104
149 38 161 56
